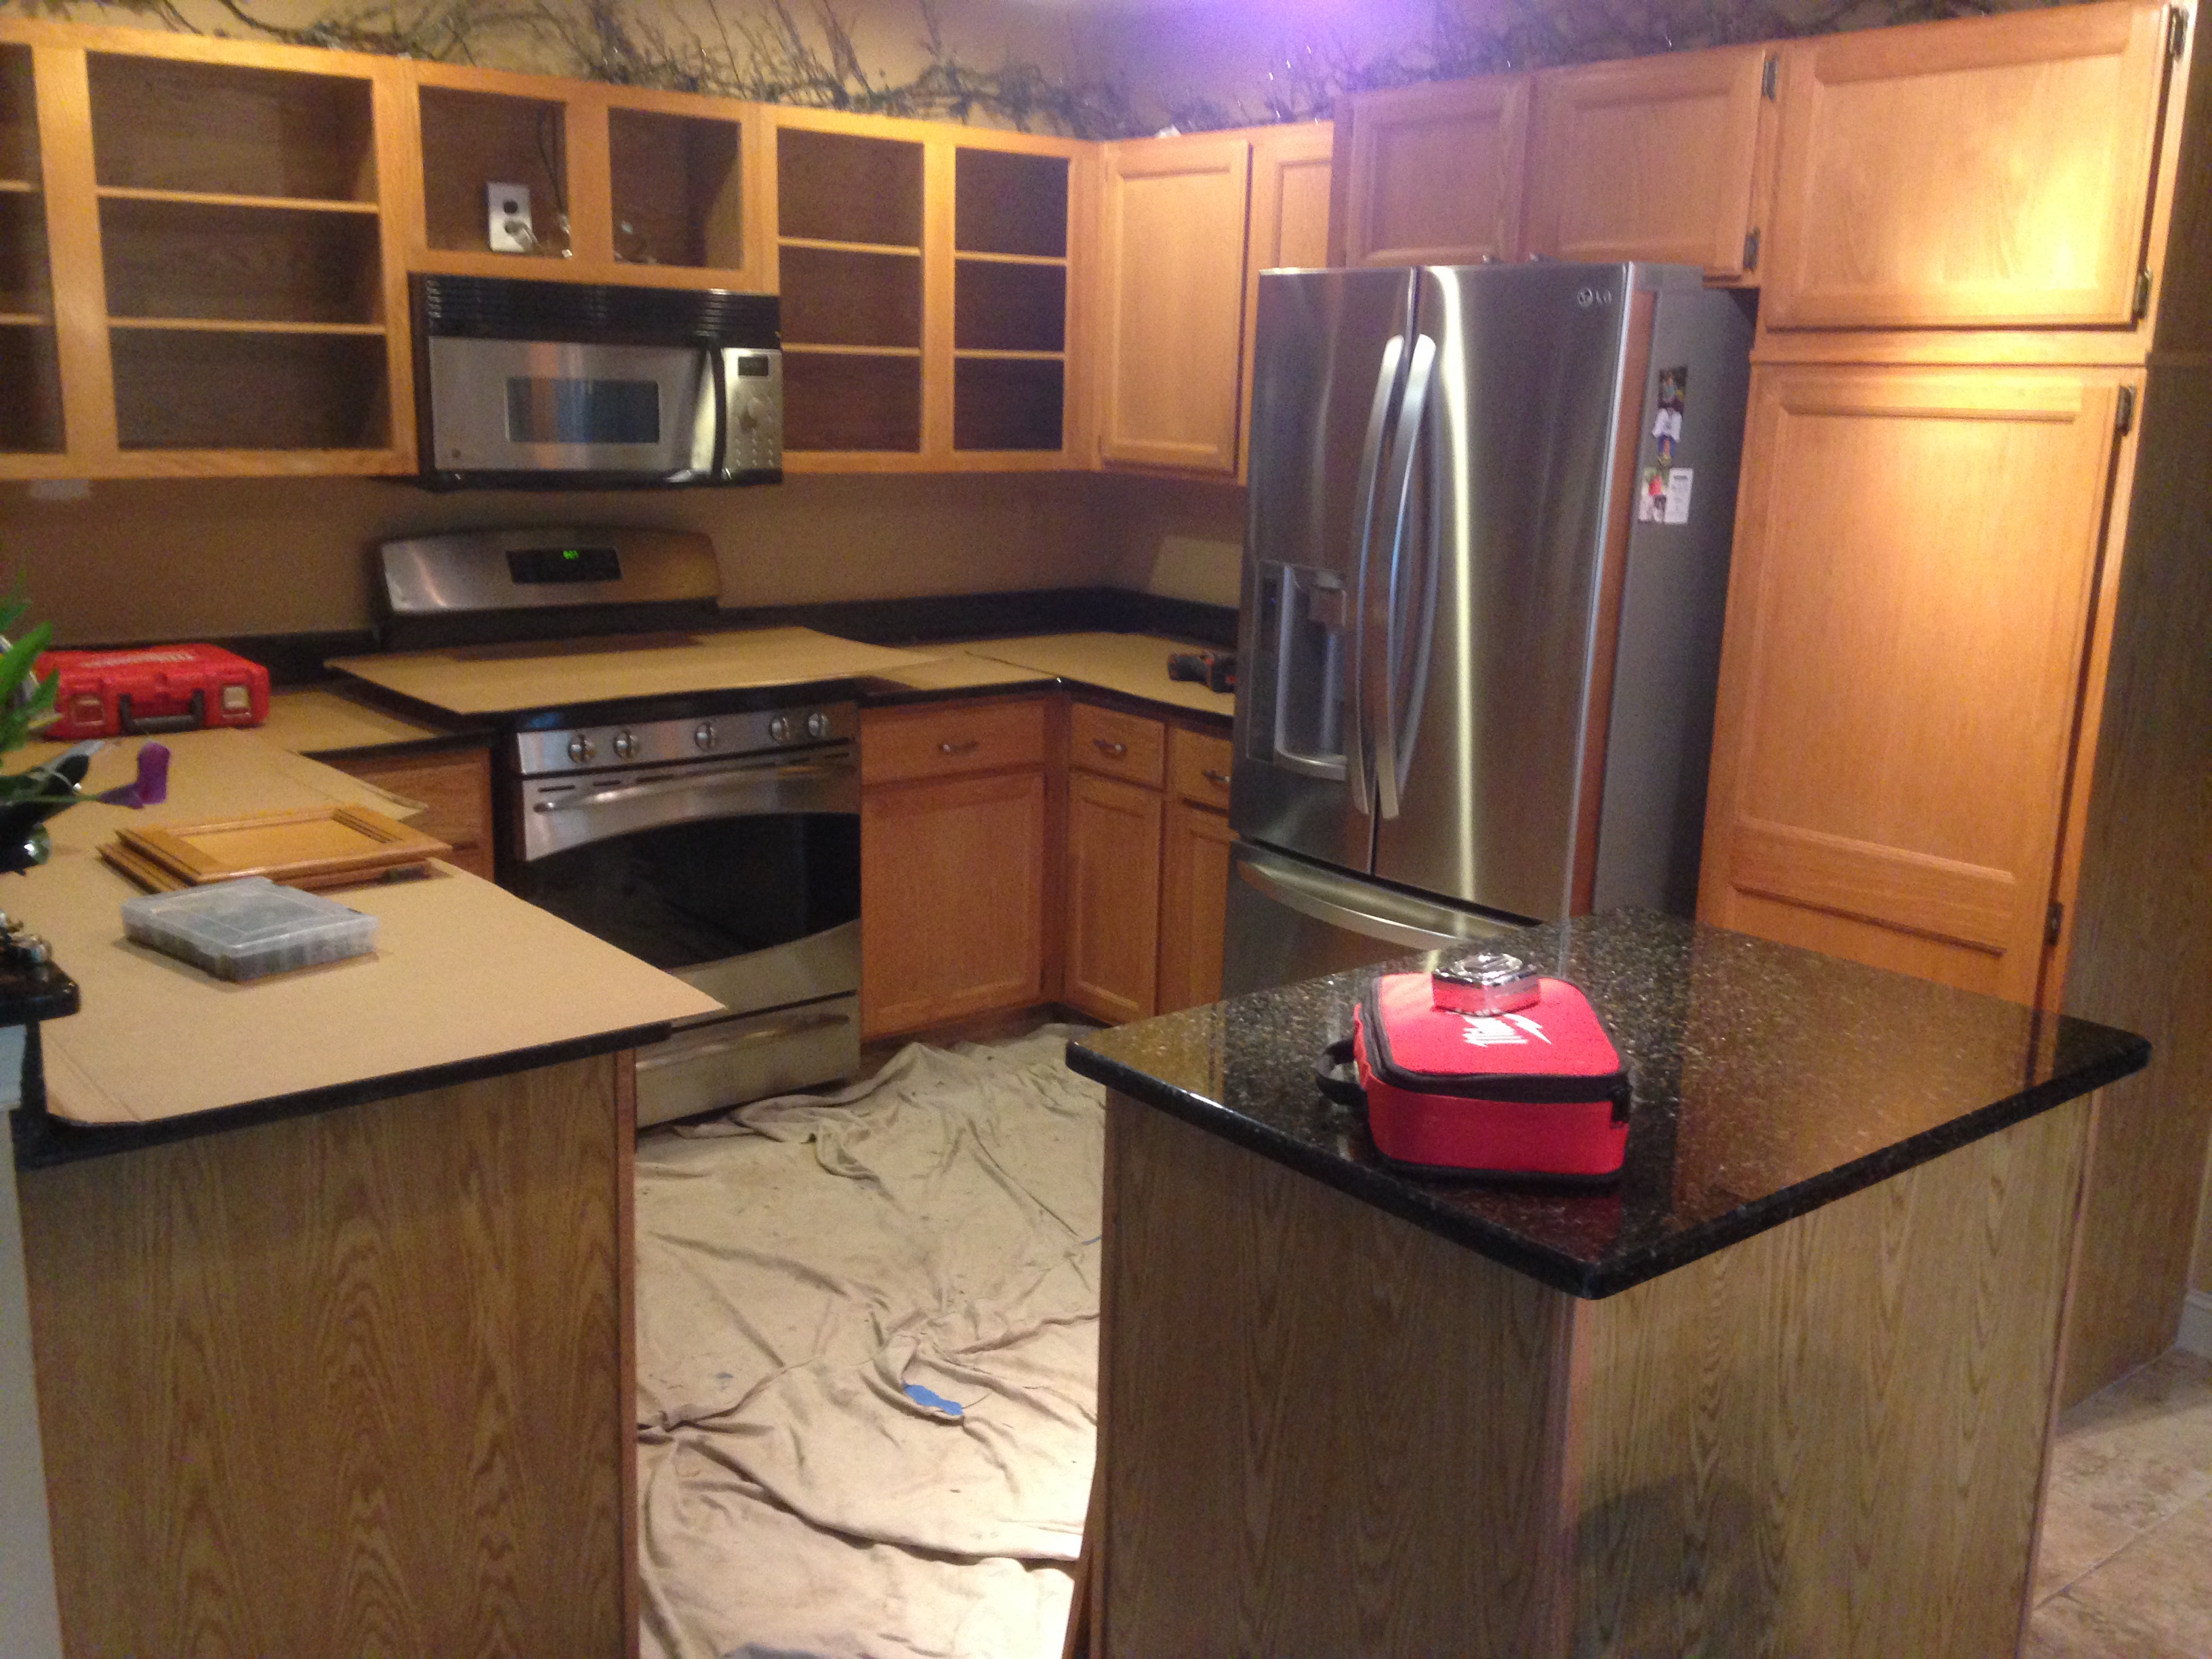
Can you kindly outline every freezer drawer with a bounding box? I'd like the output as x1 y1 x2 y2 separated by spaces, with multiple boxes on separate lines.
1221 841 1521 998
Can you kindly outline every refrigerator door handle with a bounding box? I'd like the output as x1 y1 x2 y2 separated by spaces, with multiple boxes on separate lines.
1235 847 1517 951
1368 334 1436 821
1345 333 1406 817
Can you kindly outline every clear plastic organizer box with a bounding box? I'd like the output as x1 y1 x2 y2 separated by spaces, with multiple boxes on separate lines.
121 878 380 981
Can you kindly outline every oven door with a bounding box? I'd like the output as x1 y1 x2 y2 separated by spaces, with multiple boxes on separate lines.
512 745 861 1124
426 336 722 481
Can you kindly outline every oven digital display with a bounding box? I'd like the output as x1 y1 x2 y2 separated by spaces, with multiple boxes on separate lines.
508 546 623 584
505 377 661 445
735 354 772 379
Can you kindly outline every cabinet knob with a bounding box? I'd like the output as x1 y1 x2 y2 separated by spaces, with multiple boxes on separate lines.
1203 768 1231 787
939 739 980 756
1094 739 1128 758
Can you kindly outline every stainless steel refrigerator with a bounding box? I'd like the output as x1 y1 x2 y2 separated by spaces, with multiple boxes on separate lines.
1223 262 1754 996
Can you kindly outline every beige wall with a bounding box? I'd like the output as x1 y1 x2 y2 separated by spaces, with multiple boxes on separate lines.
0 470 1153 644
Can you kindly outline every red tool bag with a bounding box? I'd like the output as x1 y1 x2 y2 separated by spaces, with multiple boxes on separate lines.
1317 962 1633 1181
35 644 270 740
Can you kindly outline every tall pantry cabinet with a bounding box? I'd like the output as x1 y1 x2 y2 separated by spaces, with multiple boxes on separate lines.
1694 0 2212 1402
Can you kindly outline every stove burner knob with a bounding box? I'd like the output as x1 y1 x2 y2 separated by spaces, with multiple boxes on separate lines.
567 734 596 765
693 722 717 752
769 715 794 743
805 712 830 740
612 729 638 760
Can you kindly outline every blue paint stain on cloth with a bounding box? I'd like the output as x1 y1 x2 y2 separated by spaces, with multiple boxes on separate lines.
902 1382 965 1418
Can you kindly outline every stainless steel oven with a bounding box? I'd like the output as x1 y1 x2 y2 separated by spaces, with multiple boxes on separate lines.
508 701 860 1128
372 526 859 1130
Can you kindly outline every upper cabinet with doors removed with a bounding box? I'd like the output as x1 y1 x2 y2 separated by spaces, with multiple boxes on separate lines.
1759 1 2178 339
1523 43 1778 284
771 110 1091 471
0 20 414 478
407 62 770 291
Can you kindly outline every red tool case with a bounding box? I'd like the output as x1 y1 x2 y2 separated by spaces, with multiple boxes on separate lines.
1318 970 1633 1181
35 644 270 740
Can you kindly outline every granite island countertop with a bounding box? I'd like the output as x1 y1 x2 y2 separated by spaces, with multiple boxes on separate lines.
1067 908 2148 1298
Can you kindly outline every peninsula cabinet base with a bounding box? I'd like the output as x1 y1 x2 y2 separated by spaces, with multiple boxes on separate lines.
17 1053 636 1659
1090 1091 2093 1658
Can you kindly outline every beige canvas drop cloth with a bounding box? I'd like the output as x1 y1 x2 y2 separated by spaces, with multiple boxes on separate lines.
634 1029 1103 1659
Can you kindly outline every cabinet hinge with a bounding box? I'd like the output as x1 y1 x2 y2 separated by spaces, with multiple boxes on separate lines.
2171 6 2189 62
2046 903 2066 948
2116 384 2137 435
1761 54 1779 98
2134 267 2154 322
1743 228 1761 272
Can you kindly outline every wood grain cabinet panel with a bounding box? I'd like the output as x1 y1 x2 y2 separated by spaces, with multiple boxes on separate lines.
1698 364 2129 1005
1334 75 1530 267
1065 769 1164 1025
860 696 1048 786
1237 122 1333 481
1761 1 2174 330
1095 133 1252 474
1156 798 1234 1015
861 765 1046 1040
1166 725 1233 811
1069 701 1166 790
1523 43 1774 281
20 1055 631 1659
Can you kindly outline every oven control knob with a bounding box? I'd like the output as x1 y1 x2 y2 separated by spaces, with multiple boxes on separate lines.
567 734 596 765
769 716 794 743
612 729 638 760
805 712 830 740
693 722 717 752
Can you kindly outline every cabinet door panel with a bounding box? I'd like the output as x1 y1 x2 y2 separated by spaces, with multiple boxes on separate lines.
1097 134 1251 473
861 769 1046 1038
329 747 494 880
1525 45 1769 279
1158 800 1234 1015
1065 771 1164 1024
1339 76 1530 267
1763 3 2171 329
1698 365 2125 1004
1239 123 1333 483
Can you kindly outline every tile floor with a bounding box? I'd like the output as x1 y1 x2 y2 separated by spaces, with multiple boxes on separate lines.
2028 1347 2212 1656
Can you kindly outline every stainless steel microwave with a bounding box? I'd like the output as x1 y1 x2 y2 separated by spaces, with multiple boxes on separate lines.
411 274 782 490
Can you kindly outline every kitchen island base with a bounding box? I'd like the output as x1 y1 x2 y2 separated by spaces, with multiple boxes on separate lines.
1087 1089 2092 1658
18 1051 640 1659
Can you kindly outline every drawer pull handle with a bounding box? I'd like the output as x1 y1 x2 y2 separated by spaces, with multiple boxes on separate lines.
1202 769 1231 787
938 739 980 756
1094 739 1129 758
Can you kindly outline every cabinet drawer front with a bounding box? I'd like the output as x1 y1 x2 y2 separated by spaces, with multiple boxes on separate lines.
1070 702 1166 787
1168 726 1235 808
331 748 492 860
862 697 1050 785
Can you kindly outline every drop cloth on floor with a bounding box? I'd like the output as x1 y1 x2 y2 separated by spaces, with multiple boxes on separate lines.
634 1028 1103 1659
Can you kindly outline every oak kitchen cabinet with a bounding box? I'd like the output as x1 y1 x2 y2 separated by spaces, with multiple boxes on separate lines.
1758 1 2175 334
1156 726 1236 1016
1093 121 1334 479
0 21 414 477
321 743 496 882
1330 74 1530 267
1698 0 2212 1403
1522 42 1776 283
859 696 1052 1040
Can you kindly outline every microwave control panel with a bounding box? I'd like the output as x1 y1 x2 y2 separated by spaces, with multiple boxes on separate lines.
724 350 783 476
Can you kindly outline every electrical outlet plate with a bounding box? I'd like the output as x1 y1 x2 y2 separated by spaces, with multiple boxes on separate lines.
487 182 533 254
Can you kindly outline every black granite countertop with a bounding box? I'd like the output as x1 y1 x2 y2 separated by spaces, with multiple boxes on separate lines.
1067 909 2148 1298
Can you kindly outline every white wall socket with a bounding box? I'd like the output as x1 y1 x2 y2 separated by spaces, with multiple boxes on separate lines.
487 182 533 253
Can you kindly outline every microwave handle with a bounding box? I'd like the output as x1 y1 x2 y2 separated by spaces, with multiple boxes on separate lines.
708 345 729 480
